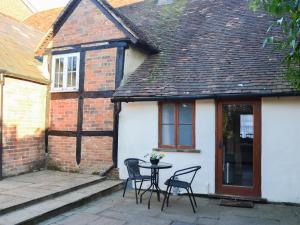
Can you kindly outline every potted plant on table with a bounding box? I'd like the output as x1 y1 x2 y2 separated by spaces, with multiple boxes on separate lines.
149 152 165 165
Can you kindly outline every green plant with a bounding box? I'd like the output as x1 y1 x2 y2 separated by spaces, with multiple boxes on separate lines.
249 0 300 89
150 152 165 160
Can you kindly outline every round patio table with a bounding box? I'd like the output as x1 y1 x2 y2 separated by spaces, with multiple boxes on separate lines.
138 162 172 209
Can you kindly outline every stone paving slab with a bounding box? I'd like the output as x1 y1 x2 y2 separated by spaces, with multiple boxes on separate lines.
0 180 123 225
38 190 300 225
0 170 104 213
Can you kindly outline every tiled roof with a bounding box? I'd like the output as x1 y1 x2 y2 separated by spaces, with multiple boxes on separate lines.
0 13 48 84
108 0 143 8
113 0 298 100
0 0 33 21
23 8 63 33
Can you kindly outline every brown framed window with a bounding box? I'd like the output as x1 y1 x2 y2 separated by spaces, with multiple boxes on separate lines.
159 101 195 149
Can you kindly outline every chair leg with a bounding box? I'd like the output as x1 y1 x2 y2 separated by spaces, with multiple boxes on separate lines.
190 187 197 208
138 180 144 195
186 188 196 213
134 180 138 204
123 178 129 197
161 185 170 212
166 186 172 207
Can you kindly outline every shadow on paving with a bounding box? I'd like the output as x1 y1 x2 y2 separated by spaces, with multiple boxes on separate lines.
38 190 300 225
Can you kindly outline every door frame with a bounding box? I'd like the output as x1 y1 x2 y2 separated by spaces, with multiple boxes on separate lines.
215 99 261 197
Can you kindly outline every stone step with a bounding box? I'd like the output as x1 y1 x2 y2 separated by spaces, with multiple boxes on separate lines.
0 179 124 225
0 175 106 216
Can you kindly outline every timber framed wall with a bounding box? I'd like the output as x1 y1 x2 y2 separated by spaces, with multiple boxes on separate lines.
46 0 127 174
47 41 126 173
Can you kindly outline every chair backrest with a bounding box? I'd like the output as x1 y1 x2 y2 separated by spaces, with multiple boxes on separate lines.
171 166 201 185
124 158 145 179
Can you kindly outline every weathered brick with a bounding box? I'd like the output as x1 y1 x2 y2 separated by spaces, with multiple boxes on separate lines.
50 98 78 131
52 0 125 47
2 77 47 176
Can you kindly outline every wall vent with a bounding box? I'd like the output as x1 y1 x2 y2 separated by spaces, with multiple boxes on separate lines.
157 0 174 6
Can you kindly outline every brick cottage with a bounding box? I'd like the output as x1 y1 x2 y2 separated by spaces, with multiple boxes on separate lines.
1 0 300 204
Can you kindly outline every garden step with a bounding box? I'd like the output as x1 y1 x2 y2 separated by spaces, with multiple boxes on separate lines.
0 179 124 225
0 173 106 216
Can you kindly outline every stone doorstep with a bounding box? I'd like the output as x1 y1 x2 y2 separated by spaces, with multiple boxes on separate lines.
0 180 124 225
0 176 106 216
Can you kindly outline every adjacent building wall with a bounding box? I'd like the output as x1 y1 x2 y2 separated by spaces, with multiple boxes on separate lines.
118 100 216 194
261 96 300 203
2 77 47 176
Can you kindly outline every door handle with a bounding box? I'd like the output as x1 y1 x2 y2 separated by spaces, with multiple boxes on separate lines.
219 140 224 149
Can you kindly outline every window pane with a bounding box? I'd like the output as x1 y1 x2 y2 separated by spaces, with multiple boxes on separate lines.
179 103 192 124
72 56 77 71
67 56 77 88
162 103 175 124
162 125 175 145
178 124 193 146
54 58 64 88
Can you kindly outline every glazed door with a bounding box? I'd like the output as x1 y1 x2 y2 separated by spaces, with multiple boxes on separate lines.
216 100 261 197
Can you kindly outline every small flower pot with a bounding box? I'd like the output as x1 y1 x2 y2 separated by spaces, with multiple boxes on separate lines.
150 158 159 165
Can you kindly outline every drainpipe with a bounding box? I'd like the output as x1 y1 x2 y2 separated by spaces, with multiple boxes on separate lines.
0 74 4 180
112 102 122 167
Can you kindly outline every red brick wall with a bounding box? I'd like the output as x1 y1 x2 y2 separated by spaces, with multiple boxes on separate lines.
48 0 121 174
83 98 113 131
48 136 76 171
2 78 47 176
85 49 116 91
52 0 125 47
50 98 78 131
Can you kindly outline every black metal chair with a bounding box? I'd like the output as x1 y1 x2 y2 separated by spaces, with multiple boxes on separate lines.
123 158 151 204
161 166 201 213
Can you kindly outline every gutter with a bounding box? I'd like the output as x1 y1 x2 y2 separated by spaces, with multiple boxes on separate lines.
111 92 300 102
0 69 49 85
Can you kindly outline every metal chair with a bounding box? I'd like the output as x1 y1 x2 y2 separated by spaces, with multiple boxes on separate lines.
123 158 151 204
161 166 201 213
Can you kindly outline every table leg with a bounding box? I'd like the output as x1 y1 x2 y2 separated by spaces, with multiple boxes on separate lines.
155 169 160 201
140 168 155 204
140 168 163 209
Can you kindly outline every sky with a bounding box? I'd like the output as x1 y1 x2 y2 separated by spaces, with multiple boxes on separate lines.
26 0 69 11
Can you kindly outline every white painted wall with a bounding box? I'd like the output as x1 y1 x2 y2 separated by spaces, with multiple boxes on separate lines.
261 97 300 203
118 100 216 194
123 45 147 82
118 96 300 203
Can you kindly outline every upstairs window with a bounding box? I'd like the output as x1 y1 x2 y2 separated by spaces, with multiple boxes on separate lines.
51 53 80 91
159 102 195 149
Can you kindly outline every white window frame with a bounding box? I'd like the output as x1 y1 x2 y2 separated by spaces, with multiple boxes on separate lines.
51 53 80 92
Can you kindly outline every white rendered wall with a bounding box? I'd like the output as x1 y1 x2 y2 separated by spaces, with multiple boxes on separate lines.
118 100 216 194
261 97 300 203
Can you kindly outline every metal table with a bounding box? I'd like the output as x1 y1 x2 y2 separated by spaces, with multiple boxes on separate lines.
138 162 172 209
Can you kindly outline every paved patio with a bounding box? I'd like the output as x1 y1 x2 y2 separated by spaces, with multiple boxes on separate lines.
38 189 300 225
0 170 103 212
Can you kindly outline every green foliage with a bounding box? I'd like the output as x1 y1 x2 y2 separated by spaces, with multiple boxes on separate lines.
249 0 300 89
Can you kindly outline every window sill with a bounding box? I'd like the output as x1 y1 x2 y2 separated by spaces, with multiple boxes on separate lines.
50 90 79 93
153 148 201 153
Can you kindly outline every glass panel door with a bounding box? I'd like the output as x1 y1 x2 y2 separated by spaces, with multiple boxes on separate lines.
216 100 261 197
222 104 253 187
